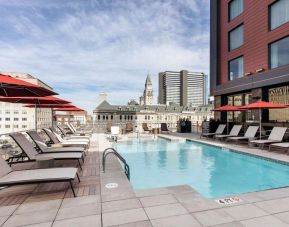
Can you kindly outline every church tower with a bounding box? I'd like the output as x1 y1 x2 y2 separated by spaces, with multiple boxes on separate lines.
143 75 153 105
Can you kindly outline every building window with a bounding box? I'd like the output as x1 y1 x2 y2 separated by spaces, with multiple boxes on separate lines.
111 115 113 120
22 125 27 128
229 0 243 21
5 125 10 128
22 111 27 114
14 111 19 114
229 56 244 80
270 36 289 69
270 0 289 30
5 118 10 121
120 115 122 120
14 118 19 121
5 110 10 114
229 25 243 51
98 115 100 120
22 118 27 121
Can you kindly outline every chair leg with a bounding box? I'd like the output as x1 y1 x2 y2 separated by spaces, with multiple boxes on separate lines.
76 173 80 182
69 181 76 197
78 160 82 170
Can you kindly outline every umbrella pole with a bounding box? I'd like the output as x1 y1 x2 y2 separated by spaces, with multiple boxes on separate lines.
259 108 262 140
35 104 37 131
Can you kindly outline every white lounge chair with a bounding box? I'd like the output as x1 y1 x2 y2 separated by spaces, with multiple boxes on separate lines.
215 125 242 140
250 127 287 149
200 124 226 138
0 156 79 197
227 126 259 143
269 142 289 153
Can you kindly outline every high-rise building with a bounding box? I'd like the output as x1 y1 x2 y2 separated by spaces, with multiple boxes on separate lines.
158 70 206 107
210 0 289 122
0 72 54 133
139 75 153 106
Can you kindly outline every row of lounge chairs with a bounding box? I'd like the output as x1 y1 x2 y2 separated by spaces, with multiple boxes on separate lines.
0 124 91 197
201 124 289 153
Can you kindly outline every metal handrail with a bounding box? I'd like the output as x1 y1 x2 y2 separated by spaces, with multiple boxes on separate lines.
102 148 130 180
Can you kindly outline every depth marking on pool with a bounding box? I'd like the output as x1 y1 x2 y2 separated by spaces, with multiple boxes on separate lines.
105 183 118 189
215 197 242 205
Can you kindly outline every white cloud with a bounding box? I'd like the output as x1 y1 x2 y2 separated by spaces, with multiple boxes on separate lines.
0 0 210 113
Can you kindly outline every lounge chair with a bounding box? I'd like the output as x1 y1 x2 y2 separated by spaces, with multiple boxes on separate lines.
215 125 242 140
227 126 259 143
43 128 89 148
269 142 289 153
0 156 79 197
56 126 90 140
67 123 92 136
124 123 133 134
26 131 86 154
9 133 84 169
200 124 226 138
250 127 288 149
142 123 152 133
160 123 170 133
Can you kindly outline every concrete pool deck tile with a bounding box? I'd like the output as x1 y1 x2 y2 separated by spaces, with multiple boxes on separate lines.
52 214 102 227
253 187 289 201
0 205 18 217
3 209 58 227
193 209 235 226
15 199 62 214
135 188 171 198
166 185 198 195
176 195 220 212
150 214 202 227
0 216 9 226
211 221 245 227
240 215 289 227
56 202 101 220
144 203 188 219
101 187 136 202
237 192 264 203
61 195 100 208
113 220 152 227
222 204 268 221
102 208 148 227
274 211 289 224
254 197 289 214
23 222 53 227
140 194 178 207
102 198 142 213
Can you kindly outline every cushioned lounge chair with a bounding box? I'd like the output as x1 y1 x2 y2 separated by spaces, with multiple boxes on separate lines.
215 125 242 140
9 133 84 169
250 127 288 149
269 142 289 153
227 126 259 143
142 123 152 133
26 131 85 154
0 156 79 197
200 124 226 138
67 123 92 136
57 126 90 140
43 128 89 148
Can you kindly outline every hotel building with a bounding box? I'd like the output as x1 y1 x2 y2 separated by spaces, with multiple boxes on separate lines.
210 0 289 122
158 70 207 107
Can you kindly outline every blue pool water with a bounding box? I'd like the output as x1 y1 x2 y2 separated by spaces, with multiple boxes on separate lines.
115 139 289 198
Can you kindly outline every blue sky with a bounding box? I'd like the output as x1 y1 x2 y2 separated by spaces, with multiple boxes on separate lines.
0 0 210 113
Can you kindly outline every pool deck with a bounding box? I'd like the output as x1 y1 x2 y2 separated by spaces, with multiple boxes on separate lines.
2 133 289 226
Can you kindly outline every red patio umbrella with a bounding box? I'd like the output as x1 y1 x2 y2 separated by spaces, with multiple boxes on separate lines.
24 104 75 108
55 107 85 111
213 105 244 133
239 100 288 139
0 96 71 130
0 74 57 97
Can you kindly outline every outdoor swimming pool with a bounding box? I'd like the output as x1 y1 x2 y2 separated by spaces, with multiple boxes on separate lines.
115 138 289 198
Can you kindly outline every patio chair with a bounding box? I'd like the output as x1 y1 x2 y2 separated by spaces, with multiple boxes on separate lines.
227 126 259 143
9 133 84 169
124 123 133 133
26 131 86 154
250 127 288 149
214 125 242 140
56 126 90 140
142 123 152 133
160 123 170 133
43 128 89 148
200 124 226 138
269 142 289 154
67 122 92 136
0 156 79 197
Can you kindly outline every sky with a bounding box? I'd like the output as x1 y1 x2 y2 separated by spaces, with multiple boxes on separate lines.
0 0 210 113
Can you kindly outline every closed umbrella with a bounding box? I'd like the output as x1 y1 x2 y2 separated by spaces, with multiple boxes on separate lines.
0 74 57 97
0 96 70 130
239 100 288 139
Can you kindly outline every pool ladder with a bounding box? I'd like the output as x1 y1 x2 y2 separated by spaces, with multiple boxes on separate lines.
102 148 130 180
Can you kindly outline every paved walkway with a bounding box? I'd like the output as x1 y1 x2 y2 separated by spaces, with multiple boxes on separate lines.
2 133 289 226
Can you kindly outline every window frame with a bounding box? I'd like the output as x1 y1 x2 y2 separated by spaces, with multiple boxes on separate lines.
269 35 289 69
228 0 244 22
228 24 244 51
228 55 244 81
269 0 289 31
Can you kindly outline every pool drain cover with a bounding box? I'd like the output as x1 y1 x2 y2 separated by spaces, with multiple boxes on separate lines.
105 183 118 189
